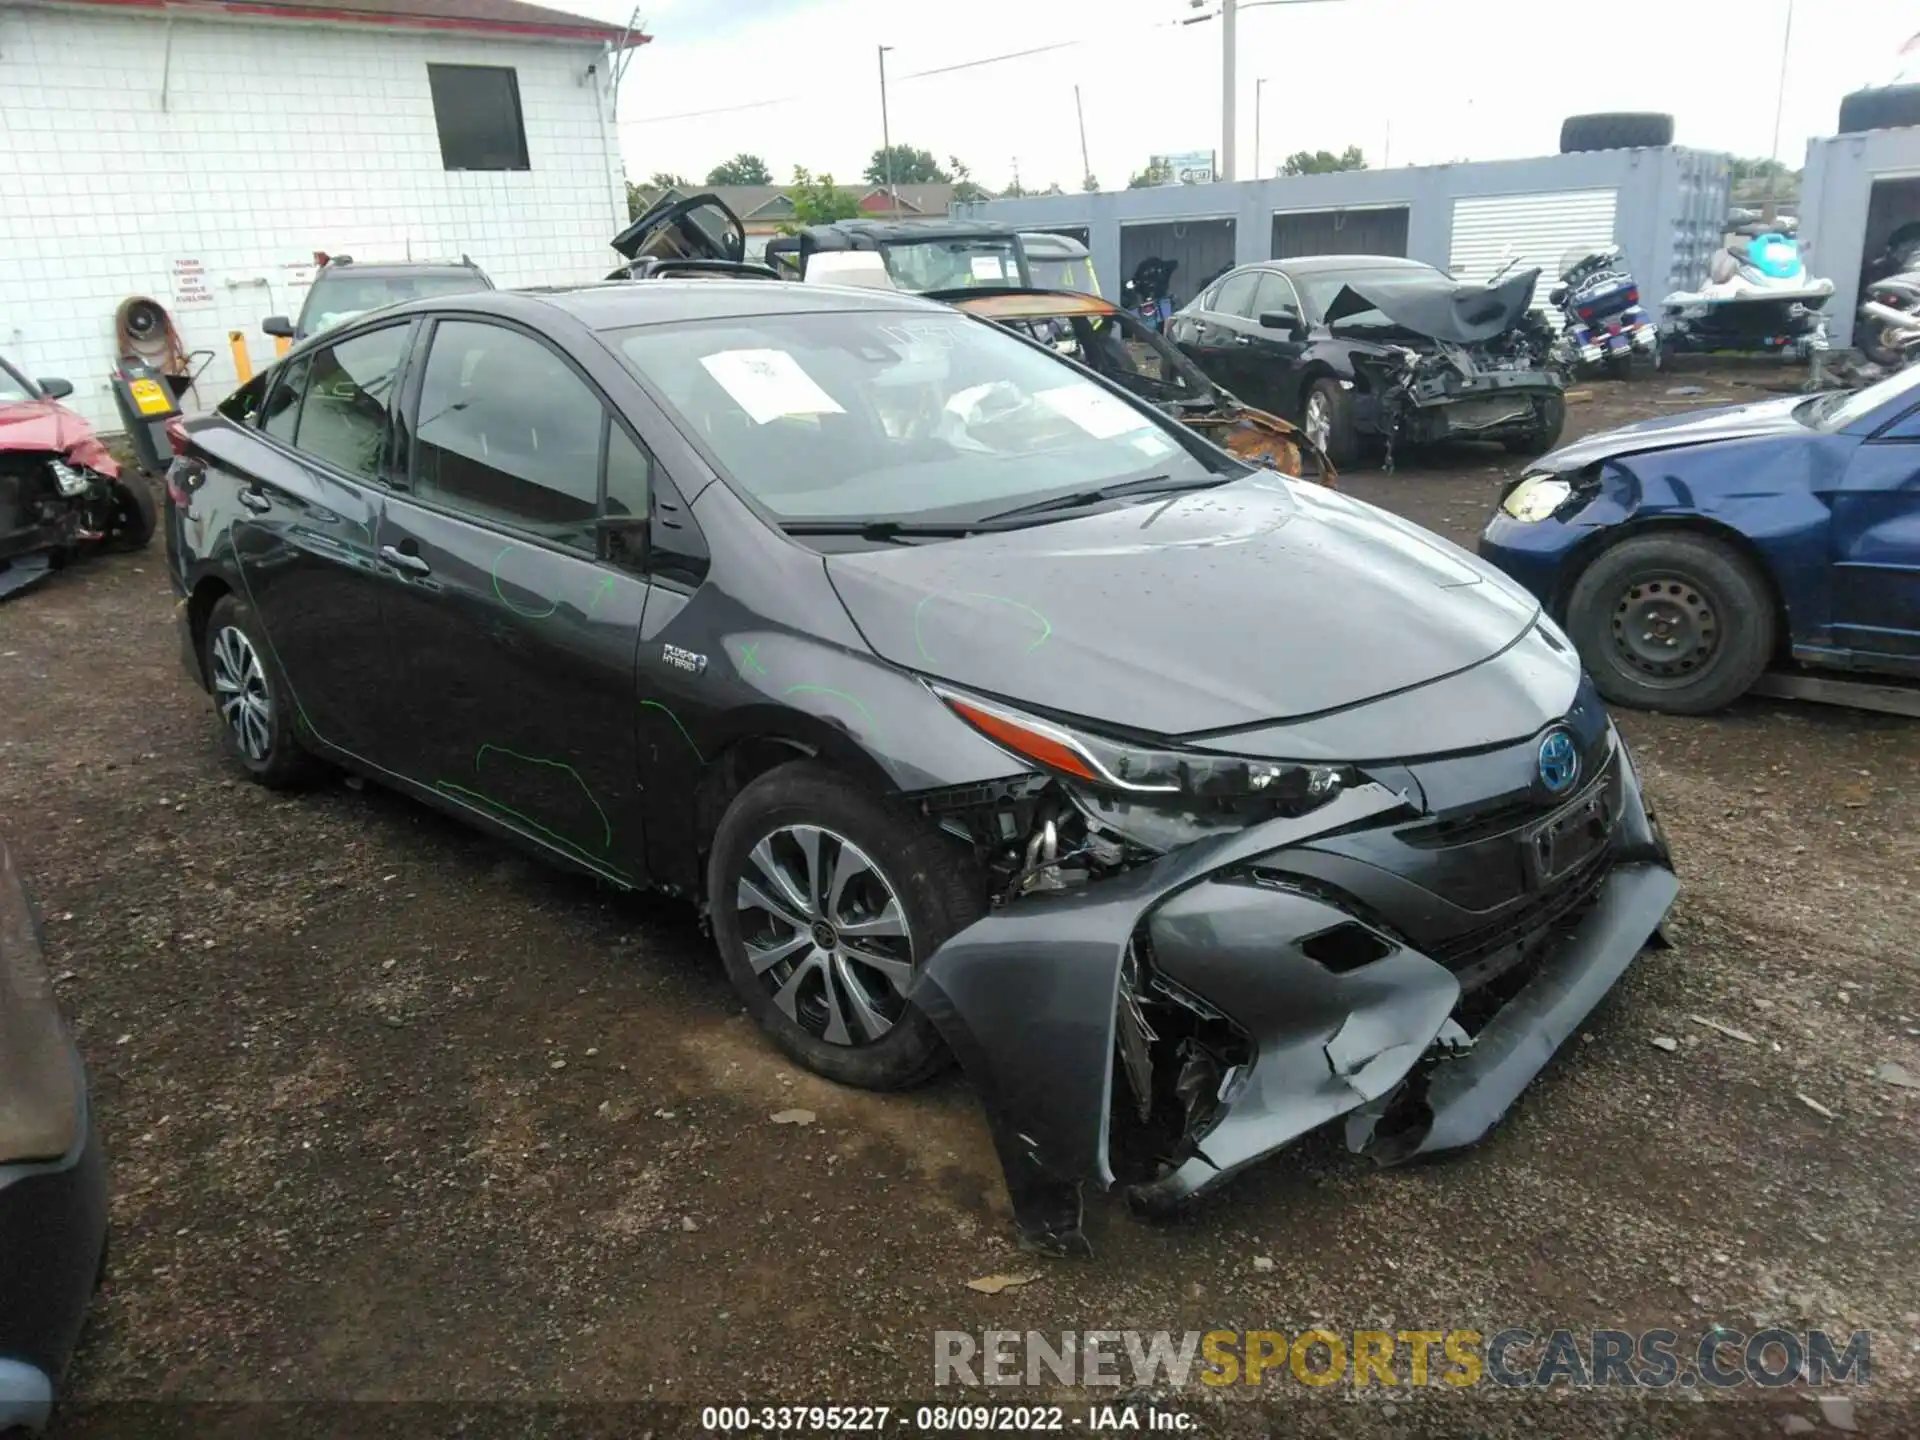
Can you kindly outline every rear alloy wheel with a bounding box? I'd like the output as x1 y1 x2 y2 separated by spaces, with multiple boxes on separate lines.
202 595 317 788
1504 393 1567 455
709 762 982 1090
1566 532 1775 714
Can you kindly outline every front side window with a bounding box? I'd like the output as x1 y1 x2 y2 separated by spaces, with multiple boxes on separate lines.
615 309 1230 526
411 320 605 549
292 325 409 481
1250 271 1300 318
427 63 529 172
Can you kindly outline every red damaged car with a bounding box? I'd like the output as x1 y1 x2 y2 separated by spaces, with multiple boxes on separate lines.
1 354 154 600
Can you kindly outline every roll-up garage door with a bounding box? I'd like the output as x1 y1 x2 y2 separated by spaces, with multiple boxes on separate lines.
1448 188 1618 327
1271 205 1409 259
1120 218 1236 309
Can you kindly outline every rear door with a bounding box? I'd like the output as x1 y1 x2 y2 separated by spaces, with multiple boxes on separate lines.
217 320 413 762
374 315 654 883
1170 269 1261 393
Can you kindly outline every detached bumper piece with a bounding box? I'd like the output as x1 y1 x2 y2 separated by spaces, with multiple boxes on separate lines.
0 840 108 1432
913 728 1676 1256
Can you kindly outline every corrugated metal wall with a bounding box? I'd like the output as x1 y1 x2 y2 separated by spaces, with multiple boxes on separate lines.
1119 219 1237 307
1802 126 1920 347
1447 189 1618 327
1270 205 1409 259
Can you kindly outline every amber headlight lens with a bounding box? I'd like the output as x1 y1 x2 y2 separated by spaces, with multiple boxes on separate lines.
1502 473 1573 522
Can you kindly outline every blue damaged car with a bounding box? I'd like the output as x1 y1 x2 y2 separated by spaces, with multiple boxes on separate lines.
1478 365 1920 713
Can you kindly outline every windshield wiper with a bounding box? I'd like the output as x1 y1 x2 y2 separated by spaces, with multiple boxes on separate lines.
780 519 982 542
978 473 1224 524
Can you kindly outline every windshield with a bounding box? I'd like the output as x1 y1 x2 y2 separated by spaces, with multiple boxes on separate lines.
615 309 1227 525
302 272 483 336
879 238 1025 293
1802 364 1920 432
0 359 36 403
1296 265 1443 325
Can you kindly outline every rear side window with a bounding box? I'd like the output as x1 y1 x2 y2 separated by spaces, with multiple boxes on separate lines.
1212 271 1259 317
222 372 268 428
292 325 409 482
410 320 606 550
261 356 309 445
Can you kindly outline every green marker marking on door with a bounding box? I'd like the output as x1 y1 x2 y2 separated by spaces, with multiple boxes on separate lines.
472 743 614 850
491 545 560 619
588 576 617 619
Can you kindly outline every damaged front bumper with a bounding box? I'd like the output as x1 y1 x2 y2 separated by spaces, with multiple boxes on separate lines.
910 729 1675 1255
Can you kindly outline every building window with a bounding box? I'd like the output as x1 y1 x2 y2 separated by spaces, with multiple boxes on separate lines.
427 64 530 172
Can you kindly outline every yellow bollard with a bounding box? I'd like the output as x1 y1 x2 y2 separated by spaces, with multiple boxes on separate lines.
274 334 291 357
227 331 253 384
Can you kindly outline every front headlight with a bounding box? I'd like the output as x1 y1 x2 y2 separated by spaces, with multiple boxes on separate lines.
1501 473 1573 522
49 459 89 498
933 686 1356 804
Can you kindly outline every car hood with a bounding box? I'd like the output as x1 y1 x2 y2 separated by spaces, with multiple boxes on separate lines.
1536 393 1809 472
822 477 1540 738
0 399 116 474
1323 268 1541 344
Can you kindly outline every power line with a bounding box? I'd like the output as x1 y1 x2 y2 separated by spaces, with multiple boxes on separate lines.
894 37 1086 80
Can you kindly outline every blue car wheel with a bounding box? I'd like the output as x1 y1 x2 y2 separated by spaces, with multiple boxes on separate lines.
1566 532 1776 714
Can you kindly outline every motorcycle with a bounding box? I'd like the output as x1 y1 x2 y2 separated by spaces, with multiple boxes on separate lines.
1123 257 1178 333
1549 244 1658 377
1856 225 1920 370
1659 222 1834 363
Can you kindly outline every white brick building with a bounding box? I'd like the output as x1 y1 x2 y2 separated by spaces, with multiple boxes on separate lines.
0 0 640 429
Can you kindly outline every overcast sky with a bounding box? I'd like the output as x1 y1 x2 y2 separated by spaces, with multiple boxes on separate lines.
570 0 1919 192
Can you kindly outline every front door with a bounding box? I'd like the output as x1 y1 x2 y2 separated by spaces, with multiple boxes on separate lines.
1829 425 1920 663
374 316 653 883
222 321 412 763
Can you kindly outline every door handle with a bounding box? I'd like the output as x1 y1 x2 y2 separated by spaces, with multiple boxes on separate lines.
1231 335 1254 346
379 544 431 576
238 487 271 514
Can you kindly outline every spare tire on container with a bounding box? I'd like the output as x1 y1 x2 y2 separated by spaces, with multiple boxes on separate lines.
1838 84 1920 134
1559 112 1675 153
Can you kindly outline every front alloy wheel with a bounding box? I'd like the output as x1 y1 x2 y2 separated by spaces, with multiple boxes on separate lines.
736 825 914 1047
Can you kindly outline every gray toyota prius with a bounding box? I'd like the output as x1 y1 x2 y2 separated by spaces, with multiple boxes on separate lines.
163 279 1677 1253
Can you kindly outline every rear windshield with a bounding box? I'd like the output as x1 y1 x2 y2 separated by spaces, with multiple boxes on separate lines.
614 309 1223 524
302 272 483 336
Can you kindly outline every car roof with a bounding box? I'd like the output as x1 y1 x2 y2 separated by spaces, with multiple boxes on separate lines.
316 262 487 280
400 279 956 330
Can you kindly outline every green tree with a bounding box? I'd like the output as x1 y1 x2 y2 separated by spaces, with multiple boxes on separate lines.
1126 157 1172 189
648 170 691 189
1082 173 1101 193
707 153 773 185
785 168 863 228
1280 146 1367 176
864 145 950 185
949 156 992 204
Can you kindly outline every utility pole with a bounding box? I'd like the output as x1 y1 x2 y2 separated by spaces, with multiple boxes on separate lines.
1074 84 1093 190
1254 77 1265 179
1220 0 1237 182
1765 0 1796 221
878 44 898 218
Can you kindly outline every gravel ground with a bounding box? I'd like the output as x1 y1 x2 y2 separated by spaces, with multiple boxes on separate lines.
4 367 1917 1438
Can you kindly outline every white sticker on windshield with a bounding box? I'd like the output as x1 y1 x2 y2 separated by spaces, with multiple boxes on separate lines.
1132 431 1175 457
1036 383 1149 439
699 348 846 425
970 255 1005 281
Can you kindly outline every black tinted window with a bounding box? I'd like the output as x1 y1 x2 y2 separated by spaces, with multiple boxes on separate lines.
605 424 651 520
261 356 309 445
427 64 529 172
220 372 269 427
412 320 604 549
1212 271 1259 317
292 326 408 481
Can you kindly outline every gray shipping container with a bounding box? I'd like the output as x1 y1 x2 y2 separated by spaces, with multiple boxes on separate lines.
1800 126 1920 350
957 147 1730 319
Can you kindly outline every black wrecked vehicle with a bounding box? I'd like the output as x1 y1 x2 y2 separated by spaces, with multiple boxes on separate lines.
1166 256 1566 468
163 280 1674 1254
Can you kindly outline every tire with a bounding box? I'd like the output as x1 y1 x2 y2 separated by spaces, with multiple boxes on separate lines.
103 475 156 551
1559 112 1675 153
1565 532 1775 714
1302 377 1359 469
201 595 318 788
708 761 984 1091
1838 84 1920 134
1862 320 1908 370
1604 351 1635 382
1504 392 1567 455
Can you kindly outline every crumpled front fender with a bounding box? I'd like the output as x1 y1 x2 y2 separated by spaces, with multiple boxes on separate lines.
908 783 1413 1255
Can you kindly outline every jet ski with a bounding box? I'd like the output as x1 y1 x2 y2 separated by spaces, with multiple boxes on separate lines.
1659 222 1834 363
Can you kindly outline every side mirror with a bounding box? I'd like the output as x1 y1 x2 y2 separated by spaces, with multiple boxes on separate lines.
262 316 295 339
37 377 74 400
1258 308 1303 336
